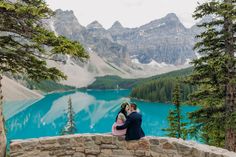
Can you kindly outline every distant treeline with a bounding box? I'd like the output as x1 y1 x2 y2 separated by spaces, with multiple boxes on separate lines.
87 75 139 89
88 67 194 90
130 77 195 103
129 67 194 103
27 80 76 93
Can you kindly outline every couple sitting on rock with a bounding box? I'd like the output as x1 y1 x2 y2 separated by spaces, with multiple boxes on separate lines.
112 102 145 141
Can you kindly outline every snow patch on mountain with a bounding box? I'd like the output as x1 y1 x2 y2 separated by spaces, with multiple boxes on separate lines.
147 60 172 68
131 58 173 68
131 58 141 64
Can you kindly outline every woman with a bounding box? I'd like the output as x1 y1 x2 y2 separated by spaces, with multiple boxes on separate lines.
112 102 129 136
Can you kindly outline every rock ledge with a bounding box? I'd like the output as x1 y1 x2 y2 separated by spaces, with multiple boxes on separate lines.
10 134 236 157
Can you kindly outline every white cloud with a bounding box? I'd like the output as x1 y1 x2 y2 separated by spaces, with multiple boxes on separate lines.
45 0 205 29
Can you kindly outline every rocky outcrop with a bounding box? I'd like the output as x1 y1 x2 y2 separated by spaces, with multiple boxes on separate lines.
52 9 86 41
10 134 236 157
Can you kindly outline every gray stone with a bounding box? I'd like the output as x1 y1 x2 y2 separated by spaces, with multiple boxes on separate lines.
116 141 127 149
10 143 23 152
101 149 112 155
162 142 176 150
75 147 85 152
173 142 192 155
84 141 96 148
135 150 146 156
101 144 118 149
74 136 84 143
85 147 100 155
57 137 71 145
9 134 236 157
10 152 24 157
93 135 102 145
73 152 85 157
112 149 134 156
150 145 164 153
39 139 57 145
127 140 149 150
149 139 160 145
101 136 114 144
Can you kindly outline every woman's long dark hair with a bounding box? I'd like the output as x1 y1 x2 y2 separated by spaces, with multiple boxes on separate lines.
115 102 129 122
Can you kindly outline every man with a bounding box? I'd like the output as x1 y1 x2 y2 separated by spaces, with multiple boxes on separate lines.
116 103 145 141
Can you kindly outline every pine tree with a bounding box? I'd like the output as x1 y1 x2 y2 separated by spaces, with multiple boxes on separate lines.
163 83 187 139
186 0 236 151
61 97 77 135
0 0 88 155
188 93 225 147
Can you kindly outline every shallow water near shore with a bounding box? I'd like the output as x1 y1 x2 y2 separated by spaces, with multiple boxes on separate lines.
3 89 199 143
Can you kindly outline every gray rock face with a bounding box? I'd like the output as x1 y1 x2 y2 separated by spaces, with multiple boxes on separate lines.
109 13 195 64
49 10 200 66
84 21 127 63
53 9 86 41
86 21 104 30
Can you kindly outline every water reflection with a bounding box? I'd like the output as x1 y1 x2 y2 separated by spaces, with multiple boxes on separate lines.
4 89 198 143
41 92 129 128
3 99 40 120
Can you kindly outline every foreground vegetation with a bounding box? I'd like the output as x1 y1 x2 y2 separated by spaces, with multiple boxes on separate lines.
185 0 236 150
163 83 188 139
0 0 88 156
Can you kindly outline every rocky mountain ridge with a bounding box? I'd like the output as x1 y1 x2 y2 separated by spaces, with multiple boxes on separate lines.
43 9 202 87
51 9 199 65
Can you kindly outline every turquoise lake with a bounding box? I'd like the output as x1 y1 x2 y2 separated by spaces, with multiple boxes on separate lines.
3 89 199 142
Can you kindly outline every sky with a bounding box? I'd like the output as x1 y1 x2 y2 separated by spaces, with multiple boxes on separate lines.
45 0 205 29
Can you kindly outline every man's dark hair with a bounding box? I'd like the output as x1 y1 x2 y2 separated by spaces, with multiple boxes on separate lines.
130 103 137 110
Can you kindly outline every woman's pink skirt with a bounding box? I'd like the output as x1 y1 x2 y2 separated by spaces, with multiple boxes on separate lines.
112 122 127 136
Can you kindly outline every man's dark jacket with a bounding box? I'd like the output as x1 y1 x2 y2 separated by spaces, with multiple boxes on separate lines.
116 111 145 140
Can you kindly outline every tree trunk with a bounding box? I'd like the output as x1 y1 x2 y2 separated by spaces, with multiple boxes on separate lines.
225 82 236 151
177 105 181 139
224 0 236 152
0 75 6 157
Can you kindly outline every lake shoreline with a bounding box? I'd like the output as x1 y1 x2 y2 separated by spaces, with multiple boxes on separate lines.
130 96 196 106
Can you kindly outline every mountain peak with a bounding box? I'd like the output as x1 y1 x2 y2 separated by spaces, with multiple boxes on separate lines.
163 13 180 22
166 13 178 18
54 9 82 26
55 9 74 15
111 21 123 29
87 21 104 29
